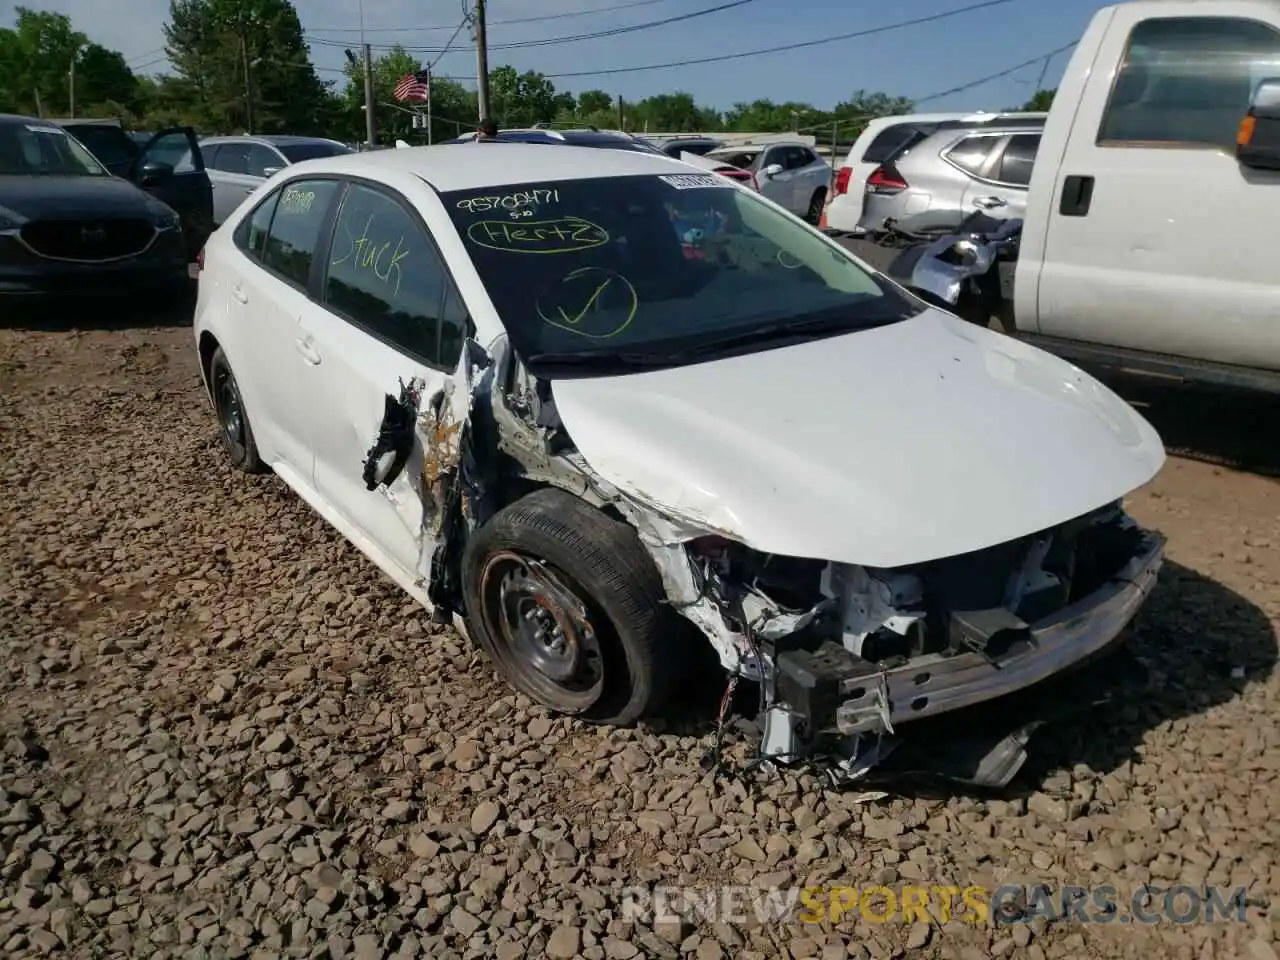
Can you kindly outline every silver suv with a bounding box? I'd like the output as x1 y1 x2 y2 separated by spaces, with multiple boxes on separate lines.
857 116 1043 235
201 135 352 225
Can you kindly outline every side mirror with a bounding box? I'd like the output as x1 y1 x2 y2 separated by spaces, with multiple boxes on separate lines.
261 166 283 178
761 163 783 178
137 160 174 186
1237 77 1280 170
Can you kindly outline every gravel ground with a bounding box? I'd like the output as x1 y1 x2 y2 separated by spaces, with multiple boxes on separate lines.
1 304 1278 960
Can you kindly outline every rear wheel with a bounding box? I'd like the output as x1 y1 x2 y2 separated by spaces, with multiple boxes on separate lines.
806 186 827 224
209 346 265 473
461 487 682 725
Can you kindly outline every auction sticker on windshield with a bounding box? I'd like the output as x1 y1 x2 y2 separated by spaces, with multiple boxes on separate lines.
658 173 732 190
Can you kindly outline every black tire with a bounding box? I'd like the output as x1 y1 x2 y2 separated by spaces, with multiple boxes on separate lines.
461 487 681 725
209 346 265 473
806 187 827 224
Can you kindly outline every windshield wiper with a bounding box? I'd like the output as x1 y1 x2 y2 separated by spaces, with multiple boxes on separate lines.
656 312 893 361
523 350 675 370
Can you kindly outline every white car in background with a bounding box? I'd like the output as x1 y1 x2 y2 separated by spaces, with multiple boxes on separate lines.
193 143 1164 783
822 112 1047 234
201 135 353 225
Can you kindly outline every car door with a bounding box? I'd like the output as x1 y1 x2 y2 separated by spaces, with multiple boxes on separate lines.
131 127 213 258
793 146 830 213
1032 10 1280 368
960 133 1039 218
230 177 344 476
755 146 794 209
208 140 266 226
300 178 472 586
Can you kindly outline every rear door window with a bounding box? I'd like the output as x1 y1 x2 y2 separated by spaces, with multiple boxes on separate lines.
944 135 1002 176
261 178 341 290
995 134 1040 186
234 190 279 262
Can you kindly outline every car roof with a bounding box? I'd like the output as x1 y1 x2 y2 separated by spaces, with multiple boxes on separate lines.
283 142 692 192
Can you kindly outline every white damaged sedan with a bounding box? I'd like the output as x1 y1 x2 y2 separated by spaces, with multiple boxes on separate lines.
194 144 1165 783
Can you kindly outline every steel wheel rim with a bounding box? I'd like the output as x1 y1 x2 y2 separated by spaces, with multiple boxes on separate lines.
477 551 605 711
213 366 246 458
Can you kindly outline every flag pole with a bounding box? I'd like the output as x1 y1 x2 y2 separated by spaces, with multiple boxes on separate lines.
426 68 433 145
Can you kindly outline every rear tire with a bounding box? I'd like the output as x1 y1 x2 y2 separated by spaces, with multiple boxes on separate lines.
806 187 827 224
209 347 265 474
461 487 682 725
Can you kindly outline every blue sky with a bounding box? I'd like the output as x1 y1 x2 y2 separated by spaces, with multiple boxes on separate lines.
8 0 1111 116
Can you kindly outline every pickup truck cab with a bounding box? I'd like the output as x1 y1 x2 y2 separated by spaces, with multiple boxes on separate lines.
1009 0 1280 392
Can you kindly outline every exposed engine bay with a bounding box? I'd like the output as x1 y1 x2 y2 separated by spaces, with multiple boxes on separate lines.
383 332 1164 789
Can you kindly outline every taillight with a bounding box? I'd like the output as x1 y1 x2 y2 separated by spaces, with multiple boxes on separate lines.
866 164 908 194
834 167 852 195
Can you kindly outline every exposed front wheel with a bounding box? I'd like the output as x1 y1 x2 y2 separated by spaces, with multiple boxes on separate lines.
461 487 682 725
209 346 265 473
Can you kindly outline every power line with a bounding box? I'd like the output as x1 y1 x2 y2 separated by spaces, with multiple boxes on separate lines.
520 0 1018 79
426 16 470 72
914 41 1075 104
307 0 758 53
306 0 673 35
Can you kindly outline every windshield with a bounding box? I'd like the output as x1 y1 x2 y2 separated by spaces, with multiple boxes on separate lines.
443 174 920 376
278 141 353 163
0 122 109 176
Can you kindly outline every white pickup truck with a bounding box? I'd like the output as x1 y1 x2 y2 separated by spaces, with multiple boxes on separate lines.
894 0 1280 394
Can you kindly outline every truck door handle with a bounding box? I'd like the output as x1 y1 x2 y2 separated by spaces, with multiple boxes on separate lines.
1059 175 1094 217
973 196 1007 209
295 337 322 365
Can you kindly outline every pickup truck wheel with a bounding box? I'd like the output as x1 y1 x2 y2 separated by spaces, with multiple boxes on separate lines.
461 487 680 726
209 347 265 474
806 187 827 223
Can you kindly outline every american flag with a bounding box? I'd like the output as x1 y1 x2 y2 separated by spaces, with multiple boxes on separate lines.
393 69 430 103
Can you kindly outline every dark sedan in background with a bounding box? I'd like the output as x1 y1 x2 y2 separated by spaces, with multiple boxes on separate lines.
0 114 192 298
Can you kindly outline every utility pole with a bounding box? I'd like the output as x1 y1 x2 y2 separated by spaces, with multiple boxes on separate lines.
240 33 254 134
617 95 624 131
474 0 490 122
69 55 76 119
362 42 376 148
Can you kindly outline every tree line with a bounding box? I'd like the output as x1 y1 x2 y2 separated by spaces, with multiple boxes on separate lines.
0 0 1055 146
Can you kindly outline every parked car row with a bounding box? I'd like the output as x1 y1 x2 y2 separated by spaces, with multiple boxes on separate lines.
822 111 1048 236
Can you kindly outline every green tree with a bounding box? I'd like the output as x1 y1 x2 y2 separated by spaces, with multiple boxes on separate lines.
0 7 88 116
163 0 328 135
76 43 139 113
630 92 719 132
340 46 478 144
1021 88 1056 111
488 65 563 127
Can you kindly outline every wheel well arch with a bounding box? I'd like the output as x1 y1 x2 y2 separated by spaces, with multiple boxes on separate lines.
197 331 220 400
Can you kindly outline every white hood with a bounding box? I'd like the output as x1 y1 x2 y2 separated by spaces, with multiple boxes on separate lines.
551 309 1165 568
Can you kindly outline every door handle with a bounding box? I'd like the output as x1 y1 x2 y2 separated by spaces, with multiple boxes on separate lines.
1059 175 1094 217
295 337 322 365
973 196 1008 209
231 284 248 304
